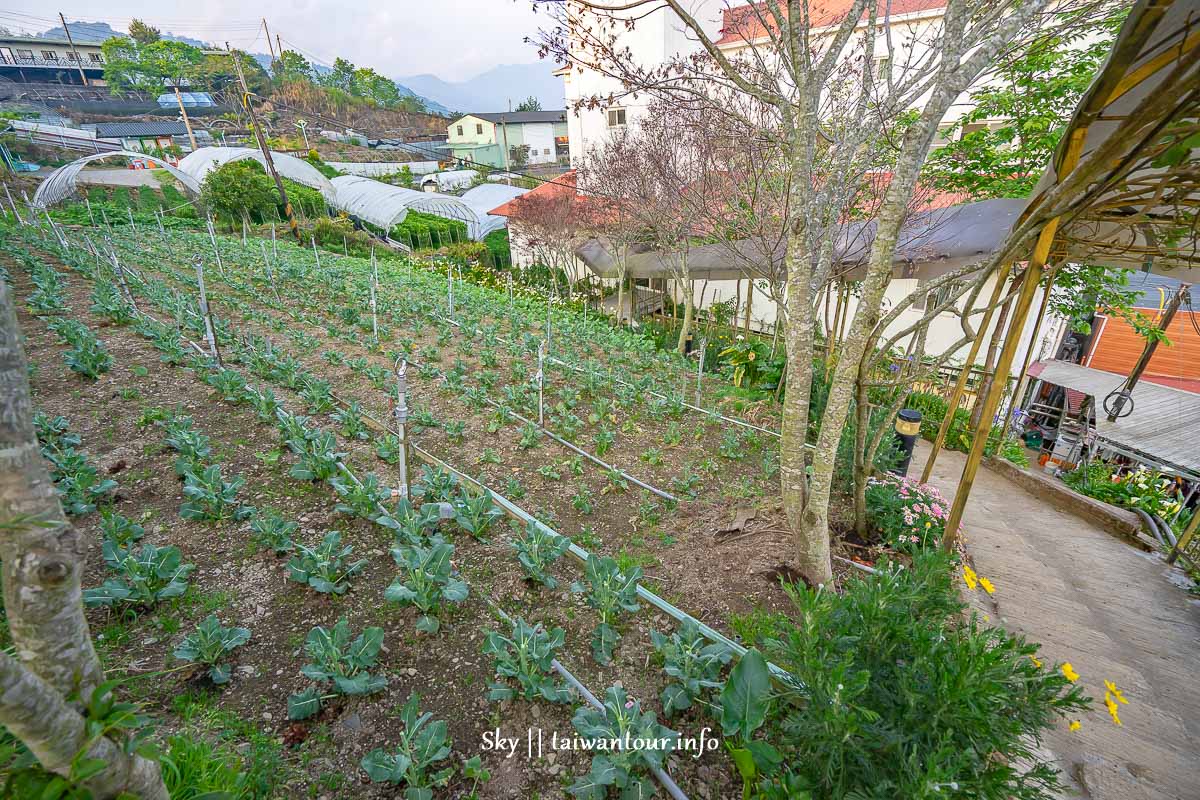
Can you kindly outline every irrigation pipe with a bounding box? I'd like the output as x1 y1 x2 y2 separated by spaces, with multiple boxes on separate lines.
833 555 881 576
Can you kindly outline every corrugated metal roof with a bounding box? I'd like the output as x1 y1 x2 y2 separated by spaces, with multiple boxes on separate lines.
1029 359 1200 474
93 122 188 138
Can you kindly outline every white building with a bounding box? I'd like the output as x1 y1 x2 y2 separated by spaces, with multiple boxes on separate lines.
550 0 1059 373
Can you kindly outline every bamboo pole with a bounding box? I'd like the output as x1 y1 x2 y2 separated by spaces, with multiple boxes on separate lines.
921 262 1013 483
1167 509 1199 565
943 240 1055 548
998 270 1057 444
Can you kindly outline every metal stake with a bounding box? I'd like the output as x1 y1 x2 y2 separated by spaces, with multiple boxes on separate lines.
447 263 455 316
194 255 223 367
370 247 379 338
259 241 281 303
271 223 278 259
695 338 706 407
83 194 94 226
206 216 225 276
311 236 321 270
536 341 546 427
108 242 138 313
155 206 165 236
127 207 136 232
394 358 411 501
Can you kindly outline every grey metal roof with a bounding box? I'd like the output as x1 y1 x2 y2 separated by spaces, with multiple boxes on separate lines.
93 122 188 138
1030 359 1200 475
1124 271 1188 311
459 111 566 124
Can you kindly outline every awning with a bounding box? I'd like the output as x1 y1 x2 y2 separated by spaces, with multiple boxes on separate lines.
1029 359 1200 476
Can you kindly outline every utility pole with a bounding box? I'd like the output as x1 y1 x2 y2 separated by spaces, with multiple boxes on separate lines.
229 44 301 241
1105 283 1190 421
58 13 89 87
174 87 198 152
276 35 285 62
499 109 512 186
262 19 277 67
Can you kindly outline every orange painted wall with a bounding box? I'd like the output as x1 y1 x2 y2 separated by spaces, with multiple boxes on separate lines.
1085 312 1200 388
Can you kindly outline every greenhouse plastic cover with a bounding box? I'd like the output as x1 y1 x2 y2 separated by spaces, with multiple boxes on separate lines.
177 147 337 202
459 183 528 238
32 150 201 209
329 175 484 238
157 92 216 108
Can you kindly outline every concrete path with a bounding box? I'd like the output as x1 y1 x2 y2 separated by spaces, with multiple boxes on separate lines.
911 441 1200 800
74 168 164 188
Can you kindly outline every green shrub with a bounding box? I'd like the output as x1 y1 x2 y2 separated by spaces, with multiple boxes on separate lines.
750 551 1089 799
201 160 278 226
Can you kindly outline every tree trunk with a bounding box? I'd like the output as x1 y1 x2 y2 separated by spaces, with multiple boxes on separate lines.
0 277 167 798
676 281 694 355
780 227 822 583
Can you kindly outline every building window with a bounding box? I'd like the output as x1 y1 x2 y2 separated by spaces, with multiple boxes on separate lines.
89 53 103 63
475 123 483 135
41 50 58 60
65 51 79 61
607 107 626 128
456 125 463 136
15 49 34 62
912 280 956 312
543 148 550 155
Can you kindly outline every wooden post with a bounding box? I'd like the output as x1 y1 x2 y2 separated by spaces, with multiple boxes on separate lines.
174 87 198 151
943 234 1056 548
1106 284 1189 421
59 12 89 87
230 46 301 241
922 262 1014 483
999 269 1057 443
1167 508 1199 565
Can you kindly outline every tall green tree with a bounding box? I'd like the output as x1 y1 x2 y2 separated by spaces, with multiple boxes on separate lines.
127 19 160 45
514 95 542 111
273 50 313 84
100 37 204 93
922 10 1146 336
319 57 357 92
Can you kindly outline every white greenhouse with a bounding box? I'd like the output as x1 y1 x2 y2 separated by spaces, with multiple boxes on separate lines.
176 147 337 203
329 175 490 239
459 183 529 239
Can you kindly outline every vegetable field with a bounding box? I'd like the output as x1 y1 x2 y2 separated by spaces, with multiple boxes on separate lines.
1 221 799 799
1 218 1085 800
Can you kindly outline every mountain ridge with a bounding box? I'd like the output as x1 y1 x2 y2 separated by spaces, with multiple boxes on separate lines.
397 62 564 115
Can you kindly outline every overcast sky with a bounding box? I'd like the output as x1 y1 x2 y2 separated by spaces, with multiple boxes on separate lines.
0 0 549 81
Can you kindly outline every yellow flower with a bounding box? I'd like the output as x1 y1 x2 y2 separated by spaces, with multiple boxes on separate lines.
1105 692 1123 726
1029 655 1042 669
1104 680 1128 704
925 521 932 529
962 565 978 590
1069 720 1081 731
1061 663 1079 682
979 577 995 595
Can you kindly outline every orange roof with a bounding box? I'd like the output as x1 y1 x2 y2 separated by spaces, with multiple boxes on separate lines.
487 171 579 217
715 0 948 46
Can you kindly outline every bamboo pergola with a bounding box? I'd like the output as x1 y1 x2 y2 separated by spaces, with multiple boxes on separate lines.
940 0 1200 547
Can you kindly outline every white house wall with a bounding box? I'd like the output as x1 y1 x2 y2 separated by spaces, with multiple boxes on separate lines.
521 123 557 164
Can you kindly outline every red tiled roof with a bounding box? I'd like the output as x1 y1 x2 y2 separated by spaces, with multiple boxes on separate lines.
488 171 578 217
715 0 948 46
